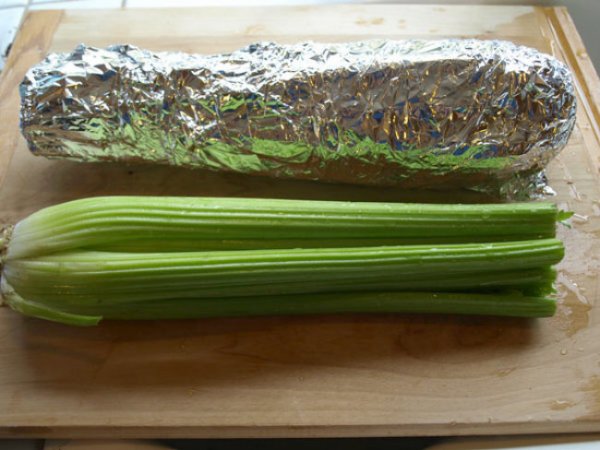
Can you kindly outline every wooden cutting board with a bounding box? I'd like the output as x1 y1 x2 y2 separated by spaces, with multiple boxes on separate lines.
0 5 599 438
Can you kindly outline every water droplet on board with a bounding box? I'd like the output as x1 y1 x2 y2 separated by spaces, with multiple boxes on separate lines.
550 400 576 411
551 267 594 337
571 213 589 224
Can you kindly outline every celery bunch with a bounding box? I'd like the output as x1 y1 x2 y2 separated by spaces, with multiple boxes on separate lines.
0 197 566 326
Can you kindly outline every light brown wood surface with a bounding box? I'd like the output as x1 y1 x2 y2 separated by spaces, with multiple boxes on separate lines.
0 5 599 438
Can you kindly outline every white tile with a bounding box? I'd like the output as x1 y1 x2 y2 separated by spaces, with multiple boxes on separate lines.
30 0 101 3
31 0 78 3
0 6 24 71
428 435 600 450
126 0 349 7
0 0 26 7
30 0 121 9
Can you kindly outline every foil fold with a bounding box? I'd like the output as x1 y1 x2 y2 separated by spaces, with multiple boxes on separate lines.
20 40 577 194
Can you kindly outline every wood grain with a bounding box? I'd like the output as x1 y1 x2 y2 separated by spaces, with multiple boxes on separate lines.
0 5 599 438
0 10 62 188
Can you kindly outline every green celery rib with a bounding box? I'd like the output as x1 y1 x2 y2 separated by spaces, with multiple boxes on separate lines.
1 283 556 326
0 279 100 326
3 239 563 307
93 235 554 252
98 292 558 320
7 196 561 259
7 267 556 308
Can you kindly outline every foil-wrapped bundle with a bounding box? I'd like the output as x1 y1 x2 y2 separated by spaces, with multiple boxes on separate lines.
20 40 576 193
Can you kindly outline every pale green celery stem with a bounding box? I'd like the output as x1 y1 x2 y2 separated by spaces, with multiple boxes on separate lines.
3 240 563 307
0 278 100 326
95 292 557 321
7 268 556 307
8 197 560 259
0 276 557 326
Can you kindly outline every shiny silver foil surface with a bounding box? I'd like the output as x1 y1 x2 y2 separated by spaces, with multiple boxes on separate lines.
20 40 576 194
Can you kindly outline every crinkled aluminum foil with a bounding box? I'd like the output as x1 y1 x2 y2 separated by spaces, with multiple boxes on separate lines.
20 40 576 195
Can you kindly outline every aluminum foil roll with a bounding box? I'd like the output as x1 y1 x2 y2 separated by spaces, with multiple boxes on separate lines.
20 40 576 194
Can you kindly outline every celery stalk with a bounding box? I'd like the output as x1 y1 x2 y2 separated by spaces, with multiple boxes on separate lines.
8 196 562 259
0 197 566 326
1 278 556 326
3 239 562 307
